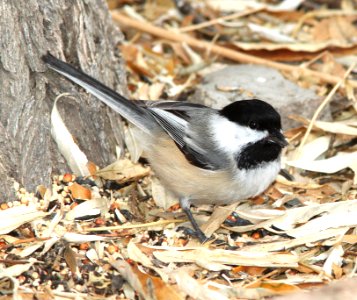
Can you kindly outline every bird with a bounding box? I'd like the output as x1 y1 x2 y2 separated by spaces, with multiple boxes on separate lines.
42 53 288 242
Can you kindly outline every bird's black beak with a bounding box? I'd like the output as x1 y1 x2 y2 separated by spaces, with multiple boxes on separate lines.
267 130 288 148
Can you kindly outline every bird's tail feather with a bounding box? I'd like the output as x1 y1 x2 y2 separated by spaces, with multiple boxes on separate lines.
42 53 156 133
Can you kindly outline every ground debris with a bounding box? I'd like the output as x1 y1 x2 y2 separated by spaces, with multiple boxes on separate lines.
2 0 357 299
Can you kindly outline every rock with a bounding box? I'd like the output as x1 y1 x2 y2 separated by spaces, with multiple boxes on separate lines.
189 65 330 129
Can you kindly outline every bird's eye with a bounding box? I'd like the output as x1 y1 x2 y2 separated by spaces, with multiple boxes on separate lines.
249 121 258 129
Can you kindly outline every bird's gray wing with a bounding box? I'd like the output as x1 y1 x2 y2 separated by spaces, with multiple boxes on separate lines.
134 100 207 121
139 101 222 170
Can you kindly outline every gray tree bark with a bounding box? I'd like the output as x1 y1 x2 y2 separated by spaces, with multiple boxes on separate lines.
0 0 126 201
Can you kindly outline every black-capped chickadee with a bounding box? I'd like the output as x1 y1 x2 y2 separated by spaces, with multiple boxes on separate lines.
43 54 288 242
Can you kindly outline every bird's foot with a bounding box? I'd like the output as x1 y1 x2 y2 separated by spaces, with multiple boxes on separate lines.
178 226 210 243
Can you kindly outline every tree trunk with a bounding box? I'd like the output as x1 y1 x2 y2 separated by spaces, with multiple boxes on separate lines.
0 0 126 201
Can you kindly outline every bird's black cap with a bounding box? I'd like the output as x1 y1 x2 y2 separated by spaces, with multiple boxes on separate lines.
220 99 282 132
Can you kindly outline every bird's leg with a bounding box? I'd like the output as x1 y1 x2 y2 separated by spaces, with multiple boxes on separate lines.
180 197 208 243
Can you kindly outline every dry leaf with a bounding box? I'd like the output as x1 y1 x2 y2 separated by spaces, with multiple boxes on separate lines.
278 273 324 284
248 23 295 43
66 197 109 221
312 17 357 45
153 248 299 268
287 151 357 174
119 44 139 63
293 136 330 161
234 41 357 52
111 259 182 300
229 200 357 236
51 94 90 176
232 266 266 276
69 182 92 200
250 281 300 294
62 232 110 243
86 248 99 263
313 120 357 135
294 115 357 135
341 235 357 244
19 242 45 258
233 204 285 224
323 245 344 276
151 177 178 210
124 126 143 163
173 269 229 300
127 241 153 267
0 259 36 279
318 52 347 78
276 176 322 189
201 202 237 238
0 206 48 235
243 228 349 252
127 242 169 282
149 83 166 100
86 161 98 176
95 158 150 182
207 0 303 12
64 245 80 277
285 208 357 238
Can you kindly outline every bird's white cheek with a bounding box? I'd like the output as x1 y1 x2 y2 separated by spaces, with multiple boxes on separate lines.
210 115 267 153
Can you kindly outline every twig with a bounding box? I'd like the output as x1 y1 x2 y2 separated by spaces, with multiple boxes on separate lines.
84 219 186 232
0 259 43 265
298 62 356 152
300 50 328 69
112 12 357 88
179 7 263 32
0 237 50 250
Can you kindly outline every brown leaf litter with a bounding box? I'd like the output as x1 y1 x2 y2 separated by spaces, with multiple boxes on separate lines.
1 0 357 299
